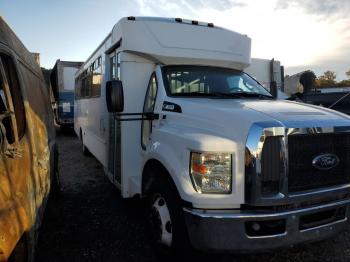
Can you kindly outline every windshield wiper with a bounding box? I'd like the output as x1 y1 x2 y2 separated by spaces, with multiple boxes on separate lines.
171 91 273 99
171 92 219 97
212 92 273 99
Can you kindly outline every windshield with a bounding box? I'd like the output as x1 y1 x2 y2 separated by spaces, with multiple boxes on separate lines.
162 66 272 98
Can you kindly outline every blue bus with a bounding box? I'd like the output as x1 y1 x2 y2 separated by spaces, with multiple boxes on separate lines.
50 60 83 127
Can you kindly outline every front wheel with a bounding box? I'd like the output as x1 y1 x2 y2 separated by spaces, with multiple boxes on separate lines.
148 176 191 257
150 194 173 247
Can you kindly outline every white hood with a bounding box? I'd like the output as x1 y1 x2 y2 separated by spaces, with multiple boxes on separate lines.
242 100 349 122
164 98 350 148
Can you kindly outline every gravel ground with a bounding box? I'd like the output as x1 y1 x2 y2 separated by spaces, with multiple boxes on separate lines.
35 129 350 262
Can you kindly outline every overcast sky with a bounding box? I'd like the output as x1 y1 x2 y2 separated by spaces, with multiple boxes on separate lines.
1 0 349 80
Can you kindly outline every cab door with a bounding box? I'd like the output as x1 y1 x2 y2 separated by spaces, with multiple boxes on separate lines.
0 53 32 260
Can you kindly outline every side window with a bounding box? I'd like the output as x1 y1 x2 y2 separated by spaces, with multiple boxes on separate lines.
91 71 101 97
141 74 158 149
86 72 92 97
0 70 13 143
116 53 121 80
110 52 120 80
0 54 26 143
91 56 102 97
75 78 80 100
78 70 91 99
110 55 116 79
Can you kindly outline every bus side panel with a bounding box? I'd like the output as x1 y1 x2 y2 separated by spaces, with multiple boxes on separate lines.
74 55 107 166
84 95 107 166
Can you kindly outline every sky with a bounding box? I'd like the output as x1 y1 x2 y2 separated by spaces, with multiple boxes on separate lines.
1 0 349 80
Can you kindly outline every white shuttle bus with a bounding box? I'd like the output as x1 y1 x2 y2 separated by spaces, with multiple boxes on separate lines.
75 17 350 253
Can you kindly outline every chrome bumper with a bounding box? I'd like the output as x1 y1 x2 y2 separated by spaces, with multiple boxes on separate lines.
183 199 350 252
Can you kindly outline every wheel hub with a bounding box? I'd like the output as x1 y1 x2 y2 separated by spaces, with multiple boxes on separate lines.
151 196 172 247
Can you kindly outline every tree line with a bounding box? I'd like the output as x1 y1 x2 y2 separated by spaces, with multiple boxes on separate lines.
314 69 350 88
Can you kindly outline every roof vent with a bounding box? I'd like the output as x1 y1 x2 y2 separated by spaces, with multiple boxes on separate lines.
192 20 199 25
175 18 182 23
127 16 136 21
208 23 214 27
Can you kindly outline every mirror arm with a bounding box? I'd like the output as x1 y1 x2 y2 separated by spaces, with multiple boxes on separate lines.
115 112 159 121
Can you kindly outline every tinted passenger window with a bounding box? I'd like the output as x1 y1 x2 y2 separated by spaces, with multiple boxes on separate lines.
91 57 102 97
76 55 102 99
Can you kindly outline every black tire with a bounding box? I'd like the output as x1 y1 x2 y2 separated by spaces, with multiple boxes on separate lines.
147 174 191 258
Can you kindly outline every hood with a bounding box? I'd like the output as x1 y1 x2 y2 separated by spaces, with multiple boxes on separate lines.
163 98 350 145
242 99 349 124
169 98 349 124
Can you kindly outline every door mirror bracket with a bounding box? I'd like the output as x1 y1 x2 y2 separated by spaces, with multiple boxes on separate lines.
106 80 159 121
115 112 159 121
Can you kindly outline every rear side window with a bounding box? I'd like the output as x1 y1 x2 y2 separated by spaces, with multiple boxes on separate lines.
0 71 13 143
0 54 26 142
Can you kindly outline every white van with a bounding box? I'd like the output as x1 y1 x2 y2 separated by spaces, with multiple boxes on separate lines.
75 17 350 253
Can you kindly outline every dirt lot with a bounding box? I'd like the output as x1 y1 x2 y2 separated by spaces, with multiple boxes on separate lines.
35 130 350 262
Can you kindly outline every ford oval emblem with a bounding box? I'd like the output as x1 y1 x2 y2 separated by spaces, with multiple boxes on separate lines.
312 153 340 171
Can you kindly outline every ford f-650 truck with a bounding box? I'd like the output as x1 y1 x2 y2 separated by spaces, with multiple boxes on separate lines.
74 17 350 253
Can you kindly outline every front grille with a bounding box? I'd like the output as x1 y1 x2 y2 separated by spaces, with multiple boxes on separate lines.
261 136 284 195
288 133 350 192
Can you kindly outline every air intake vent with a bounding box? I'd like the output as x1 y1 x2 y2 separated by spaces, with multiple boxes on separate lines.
261 136 283 195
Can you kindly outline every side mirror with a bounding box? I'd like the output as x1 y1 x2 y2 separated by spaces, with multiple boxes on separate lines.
270 81 278 99
106 80 124 113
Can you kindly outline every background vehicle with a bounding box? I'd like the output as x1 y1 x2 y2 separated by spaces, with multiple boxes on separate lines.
75 17 350 253
284 71 350 115
245 58 288 99
50 60 83 129
0 17 57 261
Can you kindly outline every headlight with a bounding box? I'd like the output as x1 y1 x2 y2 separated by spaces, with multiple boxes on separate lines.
190 152 232 194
